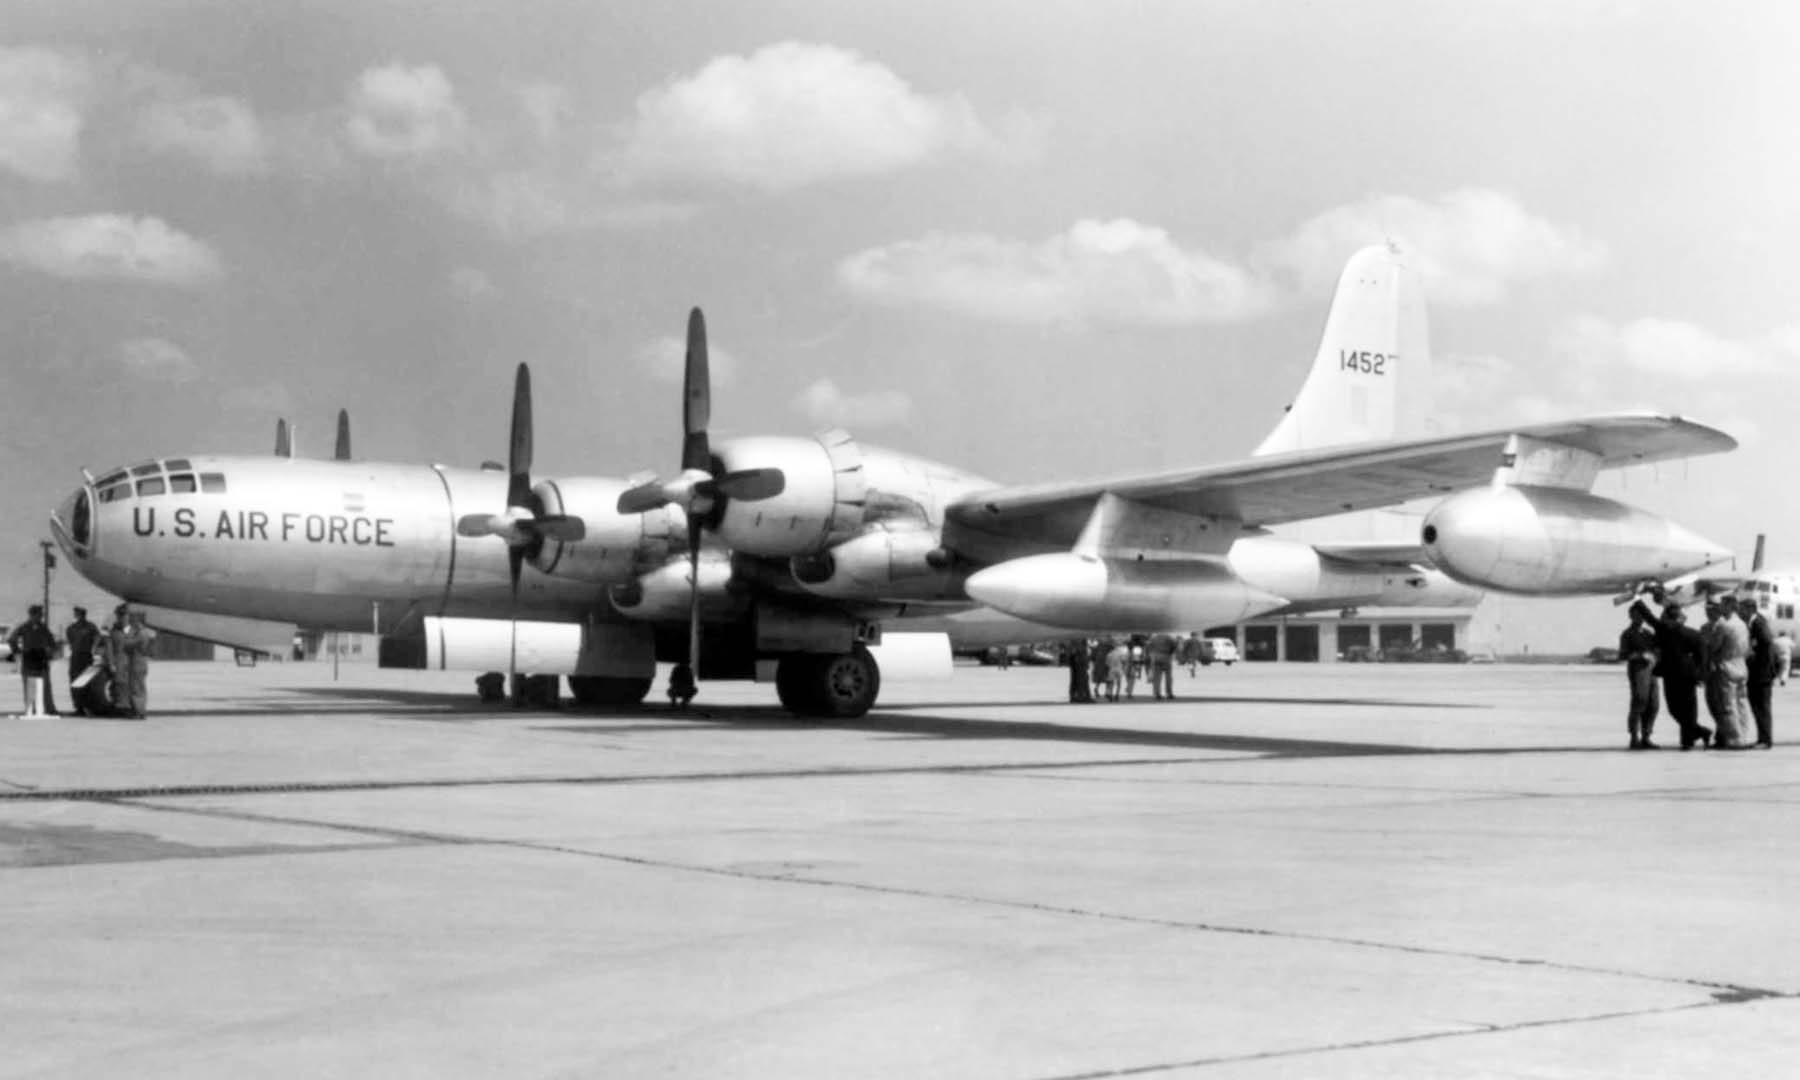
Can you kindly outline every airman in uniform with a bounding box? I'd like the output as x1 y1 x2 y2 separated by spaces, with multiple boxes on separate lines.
108 605 156 720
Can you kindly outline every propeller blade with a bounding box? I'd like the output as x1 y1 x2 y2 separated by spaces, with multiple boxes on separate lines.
334 409 352 461
456 513 497 538
715 468 785 502
509 545 525 601
617 483 672 516
681 308 711 472
534 515 586 542
508 364 534 508
686 515 703 685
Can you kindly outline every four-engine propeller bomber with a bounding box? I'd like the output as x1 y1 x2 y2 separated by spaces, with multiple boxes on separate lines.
48 246 1736 717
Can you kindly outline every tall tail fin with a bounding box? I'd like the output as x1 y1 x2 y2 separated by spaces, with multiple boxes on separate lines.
1254 243 1430 456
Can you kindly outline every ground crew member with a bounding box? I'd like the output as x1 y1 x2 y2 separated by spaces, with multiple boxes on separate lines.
1147 632 1178 700
64 605 101 716
1179 632 1202 676
1777 631 1794 687
1620 601 1661 749
1709 600 1752 749
1742 597 1776 748
108 605 156 720
1650 602 1709 749
1065 638 1093 703
7 605 58 717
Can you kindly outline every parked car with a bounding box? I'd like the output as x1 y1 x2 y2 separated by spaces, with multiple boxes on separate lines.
1198 637 1239 665
1586 646 1621 664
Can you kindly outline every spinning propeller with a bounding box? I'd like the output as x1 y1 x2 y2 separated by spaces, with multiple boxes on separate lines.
614 309 785 704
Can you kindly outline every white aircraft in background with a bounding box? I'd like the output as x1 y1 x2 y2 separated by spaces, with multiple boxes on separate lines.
48 245 1736 717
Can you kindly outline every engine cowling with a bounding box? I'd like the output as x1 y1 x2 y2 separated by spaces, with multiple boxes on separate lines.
709 431 866 557
791 527 955 600
964 553 1286 631
609 552 746 622
1421 485 1731 595
532 478 680 584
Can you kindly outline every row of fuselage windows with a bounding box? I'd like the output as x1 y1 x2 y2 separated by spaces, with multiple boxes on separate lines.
94 459 226 503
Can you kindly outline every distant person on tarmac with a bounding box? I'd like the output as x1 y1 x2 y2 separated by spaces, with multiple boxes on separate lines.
1742 597 1776 749
108 605 156 720
1105 639 1130 702
1620 601 1661 749
64 606 101 716
1180 632 1202 677
1648 602 1710 749
1147 632 1178 700
1776 631 1794 688
1065 638 1093 703
7 605 58 717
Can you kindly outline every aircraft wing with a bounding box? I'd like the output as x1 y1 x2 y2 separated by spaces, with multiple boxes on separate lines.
942 414 1735 562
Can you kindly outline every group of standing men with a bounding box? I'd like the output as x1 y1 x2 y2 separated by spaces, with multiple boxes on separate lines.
1065 632 1194 703
1621 594 1786 750
7 603 156 720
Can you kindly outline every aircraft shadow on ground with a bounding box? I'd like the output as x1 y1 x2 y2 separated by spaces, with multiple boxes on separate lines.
270 685 1636 760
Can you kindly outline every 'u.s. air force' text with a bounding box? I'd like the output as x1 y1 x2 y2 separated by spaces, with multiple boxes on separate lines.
133 508 397 547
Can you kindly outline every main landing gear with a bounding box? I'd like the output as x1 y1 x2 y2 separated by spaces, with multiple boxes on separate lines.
774 645 881 719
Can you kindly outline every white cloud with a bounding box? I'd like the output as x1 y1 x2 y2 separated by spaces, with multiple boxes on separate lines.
1265 189 1606 305
136 94 268 175
116 338 199 383
344 63 469 159
839 218 1272 327
638 334 739 386
0 46 92 183
1552 315 1793 382
0 214 222 287
794 378 913 429
619 42 1002 192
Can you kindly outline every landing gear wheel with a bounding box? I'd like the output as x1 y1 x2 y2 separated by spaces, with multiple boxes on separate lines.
775 656 819 715
813 645 880 719
568 675 653 707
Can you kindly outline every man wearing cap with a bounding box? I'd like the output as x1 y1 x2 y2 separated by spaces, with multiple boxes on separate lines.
1708 598 1753 749
64 606 101 717
107 605 155 720
1649 602 1710 749
1619 601 1662 749
8 606 59 716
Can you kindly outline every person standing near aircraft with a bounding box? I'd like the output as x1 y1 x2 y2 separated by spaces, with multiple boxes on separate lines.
108 605 155 720
1775 631 1794 688
1709 600 1752 749
1180 632 1203 677
1647 602 1710 749
8 606 58 717
1620 602 1662 749
63 606 100 716
1147 632 1178 700
1105 639 1129 702
1064 638 1093 703
1742 597 1776 748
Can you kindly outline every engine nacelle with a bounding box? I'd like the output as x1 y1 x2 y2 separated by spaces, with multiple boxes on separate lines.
1422 485 1731 595
965 553 1286 631
710 432 866 557
408 615 653 677
532 478 680 584
610 553 746 622
791 527 956 600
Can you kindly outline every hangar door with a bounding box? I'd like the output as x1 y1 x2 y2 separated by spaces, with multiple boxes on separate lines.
1284 624 1320 662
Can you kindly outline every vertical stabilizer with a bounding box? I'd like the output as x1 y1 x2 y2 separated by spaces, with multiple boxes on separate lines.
1254 243 1430 456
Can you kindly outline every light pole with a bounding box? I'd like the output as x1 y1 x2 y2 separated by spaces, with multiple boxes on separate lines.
39 540 54 617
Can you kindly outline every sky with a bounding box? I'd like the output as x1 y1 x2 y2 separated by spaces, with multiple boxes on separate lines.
2 0 1796 650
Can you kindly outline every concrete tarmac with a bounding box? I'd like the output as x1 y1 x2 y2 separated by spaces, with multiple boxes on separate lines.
2 659 1798 1078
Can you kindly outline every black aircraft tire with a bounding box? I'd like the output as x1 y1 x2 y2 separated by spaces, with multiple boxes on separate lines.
810 646 881 719
567 675 653 707
775 656 820 716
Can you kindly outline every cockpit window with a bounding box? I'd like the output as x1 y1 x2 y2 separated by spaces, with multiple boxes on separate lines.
130 462 162 477
137 477 166 497
200 473 227 493
98 484 130 503
165 458 192 471
97 470 128 488
170 474 197 493
72 491 91 546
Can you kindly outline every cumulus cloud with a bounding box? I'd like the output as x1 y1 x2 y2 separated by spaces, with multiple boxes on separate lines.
0 214 222 287
344 63 469 159
1552 316 1795 382
0 46 93 183
116 337 199 383
638 334 739 386
839 218 1272 327
1264 189 1606 305
793 378 913 428
136 93 268 174
619 42 1003 192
